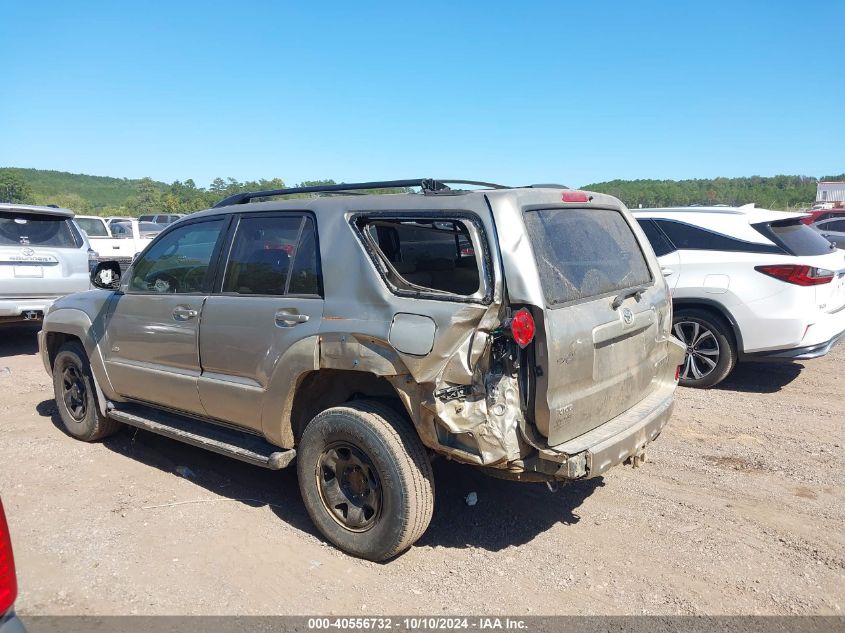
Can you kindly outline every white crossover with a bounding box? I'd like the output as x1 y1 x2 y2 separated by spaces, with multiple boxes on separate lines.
633 205 845 387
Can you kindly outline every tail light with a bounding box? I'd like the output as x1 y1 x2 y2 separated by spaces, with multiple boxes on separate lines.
675 365 681 381
755 265 834 286
88 248 99 270
0 499 18 615
509 308 536 347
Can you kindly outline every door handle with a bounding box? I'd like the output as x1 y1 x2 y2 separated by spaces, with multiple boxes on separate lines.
274 310 309 326
172 306 198 320
661 266 674 277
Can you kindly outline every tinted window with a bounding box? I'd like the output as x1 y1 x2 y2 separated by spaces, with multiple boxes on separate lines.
820 220 845 232
357 218 481 297
636 219 675 257
129 219 225 293
224 215 322 296
0 212 80 248
655 220 781 254
524 208 652 306
75 217 109 237
755 219 835 257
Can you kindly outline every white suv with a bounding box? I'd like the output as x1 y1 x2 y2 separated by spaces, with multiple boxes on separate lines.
633 205 845 387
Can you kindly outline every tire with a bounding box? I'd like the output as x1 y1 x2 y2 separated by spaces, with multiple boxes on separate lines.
296 400 435 561
673 308 737 388
52 341 121 441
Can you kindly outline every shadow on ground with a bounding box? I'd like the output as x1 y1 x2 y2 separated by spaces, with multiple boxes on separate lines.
0 324 41 358
36 398 603 557
715 361 804 393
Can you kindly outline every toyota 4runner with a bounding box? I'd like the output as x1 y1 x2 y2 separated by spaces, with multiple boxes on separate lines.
39 179 685 560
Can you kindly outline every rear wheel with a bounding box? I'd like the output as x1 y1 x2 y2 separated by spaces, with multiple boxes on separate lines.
673 309 736 388
52 341 121 441
296 400 434 561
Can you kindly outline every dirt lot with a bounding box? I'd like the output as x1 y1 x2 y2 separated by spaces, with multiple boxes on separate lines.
0 323 843 615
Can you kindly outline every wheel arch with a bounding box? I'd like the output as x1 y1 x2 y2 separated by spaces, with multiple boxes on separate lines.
672 298 744 354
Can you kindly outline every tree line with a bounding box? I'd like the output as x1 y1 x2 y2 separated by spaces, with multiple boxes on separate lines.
2 169 841 216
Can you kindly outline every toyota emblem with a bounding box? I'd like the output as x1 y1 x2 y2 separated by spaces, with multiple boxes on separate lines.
621 307 634 325
21 247 35 257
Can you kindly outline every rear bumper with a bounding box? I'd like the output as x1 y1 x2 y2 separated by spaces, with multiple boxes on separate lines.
742 326 845 362
0 298 58 322
539 383 676 479
0 612 27 633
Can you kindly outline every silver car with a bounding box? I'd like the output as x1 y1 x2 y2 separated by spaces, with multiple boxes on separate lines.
0 203 93 323
811 217 845 249
39 179 685 560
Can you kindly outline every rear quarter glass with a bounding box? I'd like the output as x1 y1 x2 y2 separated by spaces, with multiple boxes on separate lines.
755 219 836 257
523 207 652 306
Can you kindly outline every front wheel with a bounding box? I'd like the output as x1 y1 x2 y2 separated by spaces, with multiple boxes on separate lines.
673 309 737 388
296 400 435 561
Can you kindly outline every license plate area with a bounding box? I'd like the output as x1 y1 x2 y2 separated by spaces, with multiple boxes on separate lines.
14 265 44 278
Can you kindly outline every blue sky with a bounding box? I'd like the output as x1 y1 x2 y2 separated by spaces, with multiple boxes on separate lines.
1 0 842 188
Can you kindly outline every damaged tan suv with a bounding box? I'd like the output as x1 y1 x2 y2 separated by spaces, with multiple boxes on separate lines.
39 179 685 560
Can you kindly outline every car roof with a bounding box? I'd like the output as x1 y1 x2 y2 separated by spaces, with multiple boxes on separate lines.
632 204 807 225
0 202 75 218
74 215 106 221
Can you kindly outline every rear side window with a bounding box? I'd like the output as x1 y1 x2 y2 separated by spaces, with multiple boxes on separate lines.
75 218 109 237
223 215 322 296
524 208 652 306
0 213 80 248
655 220 782 254
636 219 676 257
820 219 845 232
754 219 835 257
354 216 483 299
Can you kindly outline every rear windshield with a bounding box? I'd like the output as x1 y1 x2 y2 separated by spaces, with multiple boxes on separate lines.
754 219 835 256
524 208 652 306
75 217 110 237
0 212 80 248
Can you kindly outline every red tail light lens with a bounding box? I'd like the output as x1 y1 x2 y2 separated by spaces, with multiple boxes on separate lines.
510 308 536 347
675 365 681 381
0 500 17 615
755 265 834 286
562 191 590 203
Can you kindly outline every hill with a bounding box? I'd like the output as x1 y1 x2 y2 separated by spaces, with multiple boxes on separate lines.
0 167 168 208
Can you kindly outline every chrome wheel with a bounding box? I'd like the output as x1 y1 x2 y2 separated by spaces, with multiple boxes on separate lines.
316 442 382 532
674 320 720 381
61 364 87 421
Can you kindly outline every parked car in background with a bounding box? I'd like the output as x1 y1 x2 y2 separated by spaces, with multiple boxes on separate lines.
74 215 140 272
138 213 184 225
0 498 24 633
800 207 845 226
810 217 845 249
0 203 93 324
634 205 845 388
104 216 132 226
101 220 162 274
40 179 684 561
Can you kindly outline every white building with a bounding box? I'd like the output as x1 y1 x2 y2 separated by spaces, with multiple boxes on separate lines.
816 181 845 204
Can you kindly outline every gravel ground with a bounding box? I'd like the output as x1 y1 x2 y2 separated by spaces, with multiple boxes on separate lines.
0 323 843 615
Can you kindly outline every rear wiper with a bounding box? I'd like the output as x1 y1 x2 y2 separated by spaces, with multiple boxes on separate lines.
611 285 648 310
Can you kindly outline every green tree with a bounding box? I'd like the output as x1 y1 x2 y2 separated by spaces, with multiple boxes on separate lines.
126 177 162 215
0 172 35 203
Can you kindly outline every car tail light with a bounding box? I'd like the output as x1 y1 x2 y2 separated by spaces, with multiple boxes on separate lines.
510 308 535 347
562 191 590 203
0 499 17 615
675 365 681 381
755 264 834 286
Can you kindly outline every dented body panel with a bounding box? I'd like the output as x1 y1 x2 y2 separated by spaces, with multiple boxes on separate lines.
40 185 684 481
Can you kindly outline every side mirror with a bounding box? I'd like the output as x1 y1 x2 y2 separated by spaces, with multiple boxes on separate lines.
91 261 122 290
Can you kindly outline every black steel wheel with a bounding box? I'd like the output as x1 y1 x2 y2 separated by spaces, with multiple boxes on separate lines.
317 442 382 532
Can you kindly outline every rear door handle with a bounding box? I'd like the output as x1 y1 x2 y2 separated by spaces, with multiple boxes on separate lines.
275 310 309 326
172 306 198 320
661 267 674 277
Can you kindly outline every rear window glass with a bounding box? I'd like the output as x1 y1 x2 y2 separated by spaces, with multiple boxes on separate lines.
356 217 482 297
75 217 110 237
756 220 836 256
0 213 80 248
524 208 652 306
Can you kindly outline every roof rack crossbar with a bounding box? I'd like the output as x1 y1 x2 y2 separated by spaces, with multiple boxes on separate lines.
213 179 510 208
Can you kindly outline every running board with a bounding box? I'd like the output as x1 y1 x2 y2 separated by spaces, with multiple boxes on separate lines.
108 404 295 470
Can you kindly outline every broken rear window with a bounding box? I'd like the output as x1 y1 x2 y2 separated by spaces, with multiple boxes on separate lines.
524 208 652 306
354 216 484 299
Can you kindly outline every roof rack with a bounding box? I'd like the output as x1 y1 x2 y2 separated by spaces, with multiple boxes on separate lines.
213 179 510 208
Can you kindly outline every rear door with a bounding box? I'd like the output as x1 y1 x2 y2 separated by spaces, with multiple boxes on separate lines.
197 212 324 432
103 217 228 415
521 206 666 446
0 210 89 297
